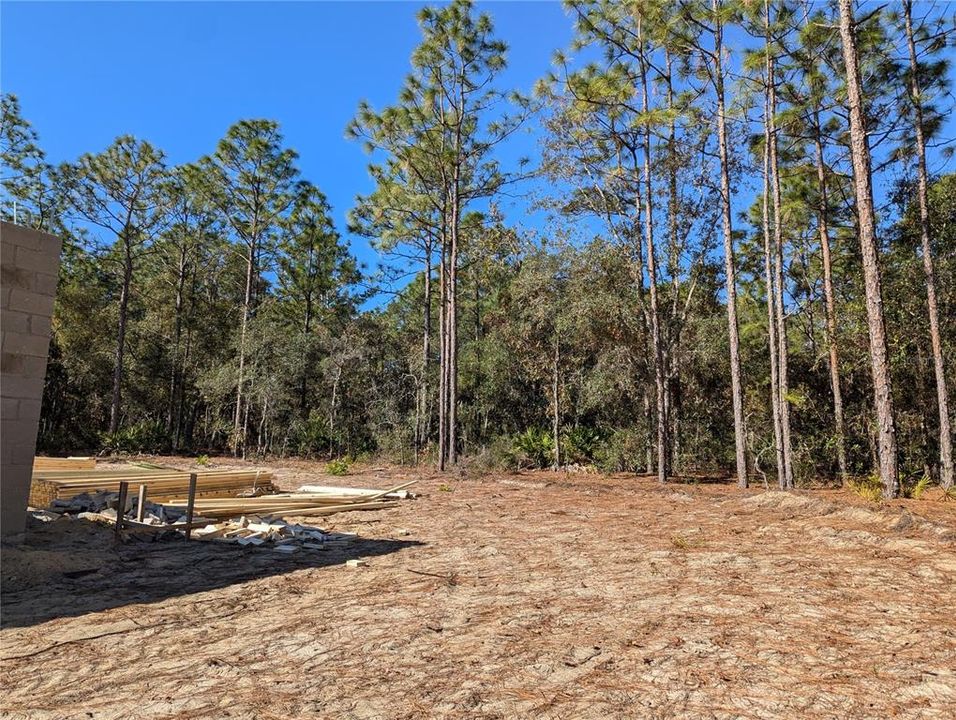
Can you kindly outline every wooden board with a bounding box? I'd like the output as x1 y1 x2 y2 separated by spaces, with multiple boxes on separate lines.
33 457 96 471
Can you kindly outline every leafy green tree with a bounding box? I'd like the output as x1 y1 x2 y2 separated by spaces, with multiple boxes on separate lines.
55 136 168 435
350 0 528 469
198 119 303 456
155 164 221 448
277 183 361 413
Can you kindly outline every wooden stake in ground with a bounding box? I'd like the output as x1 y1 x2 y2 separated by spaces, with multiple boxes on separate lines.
114 482 129 541
184 473 197 541
136 484 147 522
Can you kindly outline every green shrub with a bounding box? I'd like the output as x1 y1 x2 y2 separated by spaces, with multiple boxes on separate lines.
326 458 350 476
99 420 166 455
562 425 602 465
195 454 210 467
848 474 883 502
511 428 554 469
292 411 332 457
906 474 932 500
594 428 646 472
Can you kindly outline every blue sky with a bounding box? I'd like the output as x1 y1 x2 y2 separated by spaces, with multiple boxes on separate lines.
4 1 954 301
1 1 573 283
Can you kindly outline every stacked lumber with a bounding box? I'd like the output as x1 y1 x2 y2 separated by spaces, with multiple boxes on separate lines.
165 480 417 521
33 456 96 471
29 467 276 508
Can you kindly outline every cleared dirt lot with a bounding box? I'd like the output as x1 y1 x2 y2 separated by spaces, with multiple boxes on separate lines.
2 459 955 719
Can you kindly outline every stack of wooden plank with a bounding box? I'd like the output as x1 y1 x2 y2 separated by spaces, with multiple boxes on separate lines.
33 456 96 471
29 467 277 508
164 480 417 520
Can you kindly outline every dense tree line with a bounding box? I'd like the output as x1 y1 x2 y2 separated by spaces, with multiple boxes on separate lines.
1 0 953 498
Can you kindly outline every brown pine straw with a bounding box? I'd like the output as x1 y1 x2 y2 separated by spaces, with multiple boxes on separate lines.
2 460 954 719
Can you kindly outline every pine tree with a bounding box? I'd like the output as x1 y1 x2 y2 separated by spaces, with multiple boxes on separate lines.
899 0 953 489
278 184 360 414
158 164 218 449
0 93 59 231
198 120 302 456
786 3 850 482
837 0 900 497
350 0 526 470
676 0 749 487
55 136 168 435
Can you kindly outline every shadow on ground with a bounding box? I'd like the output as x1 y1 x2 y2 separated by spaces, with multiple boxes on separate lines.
0 513 422 629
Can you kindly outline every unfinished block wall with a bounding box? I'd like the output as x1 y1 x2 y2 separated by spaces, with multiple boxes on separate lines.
1 221 62 538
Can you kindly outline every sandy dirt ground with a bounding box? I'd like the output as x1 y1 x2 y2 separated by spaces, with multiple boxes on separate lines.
2 457 955 719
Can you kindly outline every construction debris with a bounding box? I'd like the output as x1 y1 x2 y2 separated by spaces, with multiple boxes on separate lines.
188 515 358 550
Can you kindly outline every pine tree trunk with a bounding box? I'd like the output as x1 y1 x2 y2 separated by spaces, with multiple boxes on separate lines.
639 23 669 484
473 262 482 442
714 0 749 487
838 0 899 497
447 197 459 467
418 247 433 464
814 115 849 483
438 236 448 471
175 324 193 452
109 238 133 436
232 242 254 456
767 42 795 488
445 148 465 466
166 244 187 447
329 366 341 457
665 50 680 475
552 337 561 471
762 94 786 489
904 0 954 489
299 288 313 415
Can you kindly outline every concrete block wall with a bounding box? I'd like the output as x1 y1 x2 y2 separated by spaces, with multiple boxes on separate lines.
1 221 62 538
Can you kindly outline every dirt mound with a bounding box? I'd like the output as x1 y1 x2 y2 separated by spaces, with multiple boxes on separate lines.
738 490 834 514
1 514 113 593
737 490 956 544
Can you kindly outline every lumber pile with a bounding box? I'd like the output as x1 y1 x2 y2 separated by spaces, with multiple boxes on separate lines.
164 480 417 520
33 456 96 471
30 467 276 508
